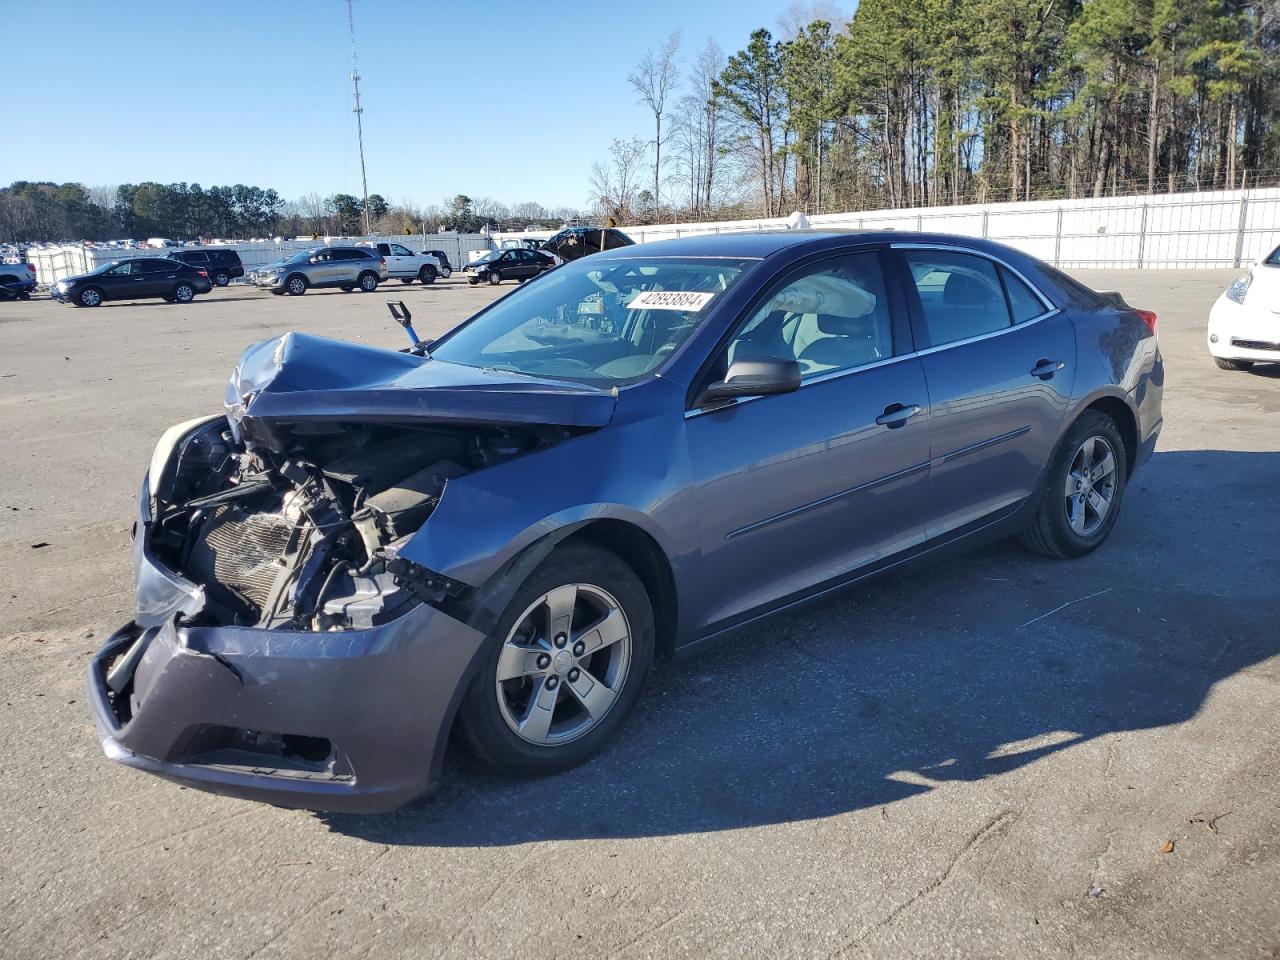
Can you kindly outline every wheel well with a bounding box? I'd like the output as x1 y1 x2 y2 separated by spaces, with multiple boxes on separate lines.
1082 395 1137 476
565 520 678 660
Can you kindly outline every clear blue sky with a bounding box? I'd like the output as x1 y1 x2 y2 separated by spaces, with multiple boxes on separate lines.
3 0 845 210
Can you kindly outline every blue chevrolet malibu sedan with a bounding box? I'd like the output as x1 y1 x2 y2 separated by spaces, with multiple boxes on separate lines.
88 231 1163 811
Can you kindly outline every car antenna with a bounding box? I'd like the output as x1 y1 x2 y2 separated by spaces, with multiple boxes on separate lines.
386 301 424 351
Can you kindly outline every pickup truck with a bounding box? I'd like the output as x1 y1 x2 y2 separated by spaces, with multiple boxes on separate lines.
0 261 37 300
365 242 443 285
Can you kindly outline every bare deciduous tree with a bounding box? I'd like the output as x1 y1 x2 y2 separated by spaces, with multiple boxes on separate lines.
628 31 682 222
589 137 649 221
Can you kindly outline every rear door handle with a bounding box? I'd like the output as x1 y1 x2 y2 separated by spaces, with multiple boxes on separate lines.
876 403 922 428
1030 359 1065 380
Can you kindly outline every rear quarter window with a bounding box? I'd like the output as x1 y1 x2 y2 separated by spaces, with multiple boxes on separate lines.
1265 246 1280 266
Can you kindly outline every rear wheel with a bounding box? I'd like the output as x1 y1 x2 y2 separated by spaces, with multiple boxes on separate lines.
173 282 195 303
339 284 354 292
1019 410 1127 559
440 265 452 278
419 265 437 285
358 271 379 292
77 286 103 307
458 544 655 775
399 278 414 284
1214 357 1254 371
285 274 308 296
212 271 230 287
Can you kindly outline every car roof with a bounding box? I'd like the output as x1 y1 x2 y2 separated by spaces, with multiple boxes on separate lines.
585 229 1026 262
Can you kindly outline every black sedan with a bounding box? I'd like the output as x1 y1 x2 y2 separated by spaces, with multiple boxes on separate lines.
464 248 555 285
51 258 213 307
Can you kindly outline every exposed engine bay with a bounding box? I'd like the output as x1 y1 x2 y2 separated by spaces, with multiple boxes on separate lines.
149 417 575 631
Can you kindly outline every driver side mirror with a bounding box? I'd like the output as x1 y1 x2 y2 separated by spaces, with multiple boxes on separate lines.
694 358 802 408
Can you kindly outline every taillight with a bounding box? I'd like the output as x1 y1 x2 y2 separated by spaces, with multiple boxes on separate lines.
196 268 209 278
380 257 386 266
25 262 35 277
1135 309 1157 334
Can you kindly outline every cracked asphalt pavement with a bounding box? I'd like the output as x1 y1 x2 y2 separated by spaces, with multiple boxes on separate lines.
0 269 1277 958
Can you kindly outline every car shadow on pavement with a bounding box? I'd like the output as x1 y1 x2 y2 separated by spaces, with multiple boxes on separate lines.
320 449 1280 846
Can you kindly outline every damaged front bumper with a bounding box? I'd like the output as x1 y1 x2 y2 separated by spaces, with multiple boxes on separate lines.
87 486 487 812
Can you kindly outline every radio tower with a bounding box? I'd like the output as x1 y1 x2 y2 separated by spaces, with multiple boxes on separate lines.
347 0 372 236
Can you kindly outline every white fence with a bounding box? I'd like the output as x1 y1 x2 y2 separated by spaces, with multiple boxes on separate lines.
610 187 1280 270
24 187 1280 285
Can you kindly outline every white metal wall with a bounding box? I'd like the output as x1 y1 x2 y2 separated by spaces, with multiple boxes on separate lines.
616 187 1280 270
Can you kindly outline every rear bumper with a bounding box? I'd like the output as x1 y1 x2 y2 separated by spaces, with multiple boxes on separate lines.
88 564 486 813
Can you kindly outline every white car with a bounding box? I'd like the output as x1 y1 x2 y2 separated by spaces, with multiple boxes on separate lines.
1208 246 1280 370
362 242 443 284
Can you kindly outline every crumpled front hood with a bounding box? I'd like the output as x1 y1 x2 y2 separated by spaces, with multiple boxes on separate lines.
225 332 616 442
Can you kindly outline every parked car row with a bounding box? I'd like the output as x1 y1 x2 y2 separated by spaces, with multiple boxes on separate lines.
39 228 638 307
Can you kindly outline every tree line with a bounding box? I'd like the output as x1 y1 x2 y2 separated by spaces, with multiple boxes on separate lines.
0 181 584 244
596 0 1280 222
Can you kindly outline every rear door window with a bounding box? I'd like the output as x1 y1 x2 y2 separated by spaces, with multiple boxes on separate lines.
899 250 1013 348
1000 267 1048 322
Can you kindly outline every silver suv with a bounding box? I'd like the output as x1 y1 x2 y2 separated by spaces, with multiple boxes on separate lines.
256 246 388 296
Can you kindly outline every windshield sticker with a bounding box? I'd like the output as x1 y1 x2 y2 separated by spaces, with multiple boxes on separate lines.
627 290 717 312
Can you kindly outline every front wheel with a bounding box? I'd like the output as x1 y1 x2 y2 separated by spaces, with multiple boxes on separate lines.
458 544 655 776
358 271 379 292
399 278 414 284
285 274 308 296
1019 410 1127 559
77 286 103 307
487 270 502 286
1214 357 1254 371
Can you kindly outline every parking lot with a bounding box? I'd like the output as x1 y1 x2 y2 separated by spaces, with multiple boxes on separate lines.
0 269 1277 959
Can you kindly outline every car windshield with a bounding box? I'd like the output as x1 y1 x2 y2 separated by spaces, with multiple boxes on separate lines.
430 256 753 386
473 251 502 264
287 249 321 263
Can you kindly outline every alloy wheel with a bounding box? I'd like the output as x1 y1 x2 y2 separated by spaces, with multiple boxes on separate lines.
175 284 194 302
494 583 632 746
80 288 101 306
1064 435 1117 536
288 276 306 295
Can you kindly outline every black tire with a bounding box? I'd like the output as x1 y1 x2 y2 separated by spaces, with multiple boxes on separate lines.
468 277 479 286
419 265 437 285
358 271 379 292
488 270 502 286
440 266 452 279
1019 410 1128 559
339 284 354 292
458 543 655 776
173 282 195 303
77 286 104 307
399 278 414 284
284 274 308 296
1214 357 1253 371
213 272 230 287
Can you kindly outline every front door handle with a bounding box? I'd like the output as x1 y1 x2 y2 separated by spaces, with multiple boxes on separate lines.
1030 359 1065 380
876 403 922 428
